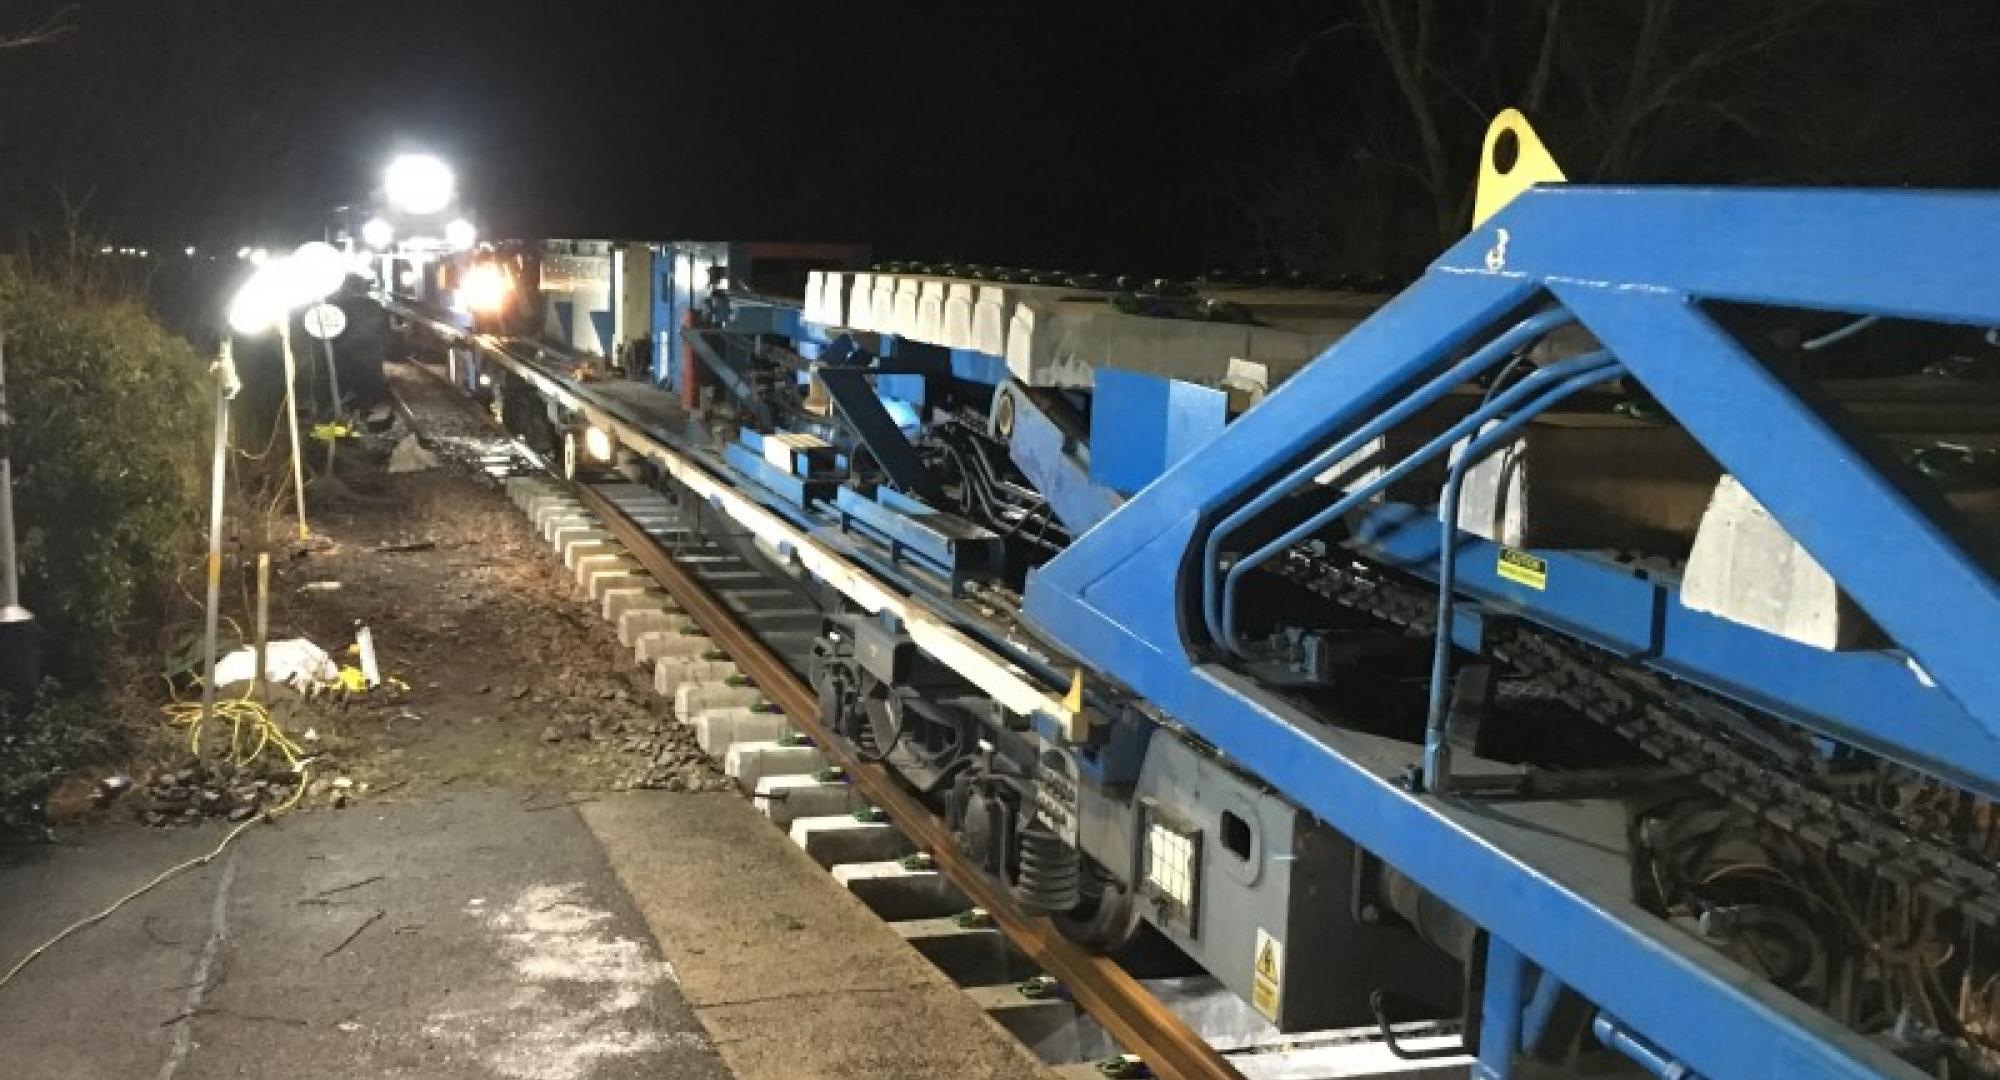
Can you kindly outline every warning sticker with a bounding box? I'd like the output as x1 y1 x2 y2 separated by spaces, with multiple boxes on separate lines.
1251 928 1283 1022
1497 547 1549 590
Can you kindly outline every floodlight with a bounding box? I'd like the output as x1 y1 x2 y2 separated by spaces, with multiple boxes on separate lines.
360 217 394 249
385 153 454 215
289 241 348 300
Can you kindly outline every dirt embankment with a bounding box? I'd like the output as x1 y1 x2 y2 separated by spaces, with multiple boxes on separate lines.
64 367 722 829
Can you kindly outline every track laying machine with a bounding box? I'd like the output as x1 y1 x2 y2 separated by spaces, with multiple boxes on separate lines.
397 115 2000 1078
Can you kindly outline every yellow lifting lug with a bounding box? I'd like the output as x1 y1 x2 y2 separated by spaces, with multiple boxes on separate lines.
1472 108 1567 229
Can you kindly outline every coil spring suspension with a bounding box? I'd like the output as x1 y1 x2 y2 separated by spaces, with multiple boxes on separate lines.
1015 824 1081 914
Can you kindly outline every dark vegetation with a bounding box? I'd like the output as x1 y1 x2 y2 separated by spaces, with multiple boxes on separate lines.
0 254 209 839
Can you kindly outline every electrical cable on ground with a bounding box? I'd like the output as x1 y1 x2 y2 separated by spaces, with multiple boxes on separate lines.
0 694 310 993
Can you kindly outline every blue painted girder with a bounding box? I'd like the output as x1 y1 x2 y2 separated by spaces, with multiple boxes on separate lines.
1024 186 2000 1079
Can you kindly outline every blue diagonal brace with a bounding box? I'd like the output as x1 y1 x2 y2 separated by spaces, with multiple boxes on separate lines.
1551 283 2000 740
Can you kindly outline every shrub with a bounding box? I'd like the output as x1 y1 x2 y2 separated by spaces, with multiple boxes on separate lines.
1 267 208 683
0 264 209 839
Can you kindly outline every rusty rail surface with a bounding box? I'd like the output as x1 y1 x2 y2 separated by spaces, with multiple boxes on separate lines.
575 481 1246 1080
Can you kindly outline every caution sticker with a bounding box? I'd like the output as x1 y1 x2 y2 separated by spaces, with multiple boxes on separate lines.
1251 927 1282 1021
1496 547 1548 590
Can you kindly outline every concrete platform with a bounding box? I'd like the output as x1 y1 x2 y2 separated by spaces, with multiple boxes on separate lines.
0 796 728 1080
582 793 1054 1079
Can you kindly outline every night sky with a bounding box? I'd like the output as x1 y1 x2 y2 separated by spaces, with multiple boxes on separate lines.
3 1 1999 276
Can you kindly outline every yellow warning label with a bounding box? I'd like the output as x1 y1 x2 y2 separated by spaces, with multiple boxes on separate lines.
1251 928 1282 1021
1497 547 1548 590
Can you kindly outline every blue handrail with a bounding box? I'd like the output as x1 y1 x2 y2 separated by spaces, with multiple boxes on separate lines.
1199 307 1576 647
1217 350 1619 655
1420 354 1622 792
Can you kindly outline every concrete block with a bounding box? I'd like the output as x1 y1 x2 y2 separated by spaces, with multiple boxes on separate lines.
563 538 620 571
803 270 826 324
724 740 825 793
894 919 1036 985
892 276 925 340
916 280 949 344
942 282 978 350
755 774 858 829
618 607 693 647
653 657 738 697
507 478 560 510
834 861 969 921
789 814 912 868
554 525 613 563
635 629 717 663
971 285 1015 358
695 709 791 755
1453 416 1719 551
573 551 634 588
584 565 649 603
820 272 850 327
602 586 673 626
541 511 594 544
523 493 574 522
846 273 877 331
675 681 763 716
1682 475 1876 650
964 983 1077 1048
1006 297 1316 390
869 275 897 334
531 499 583 530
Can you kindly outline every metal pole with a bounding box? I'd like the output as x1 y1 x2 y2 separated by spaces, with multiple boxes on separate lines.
0 323 20 611
279 322 309 539
252 552 270 700
318 327 343 475
199 346 241 730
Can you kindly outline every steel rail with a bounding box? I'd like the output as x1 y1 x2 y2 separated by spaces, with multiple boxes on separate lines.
387 304 1078 729
393 352 1247 1080
577 481 1246 1080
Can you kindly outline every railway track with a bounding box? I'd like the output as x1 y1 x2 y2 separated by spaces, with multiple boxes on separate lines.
385 355 1469 1079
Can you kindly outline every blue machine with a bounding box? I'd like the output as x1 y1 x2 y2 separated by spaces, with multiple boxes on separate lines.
440 144 2000 1079
1021 186 2000 1078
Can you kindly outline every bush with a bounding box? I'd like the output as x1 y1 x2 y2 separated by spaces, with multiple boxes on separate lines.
0 685 119 840
1 268 208 683
0 265 209 840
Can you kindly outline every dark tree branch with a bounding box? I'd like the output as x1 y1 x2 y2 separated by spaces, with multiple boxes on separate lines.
0 3 76 50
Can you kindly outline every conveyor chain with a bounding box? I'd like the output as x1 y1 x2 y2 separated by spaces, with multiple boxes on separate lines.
1274 549 2000 928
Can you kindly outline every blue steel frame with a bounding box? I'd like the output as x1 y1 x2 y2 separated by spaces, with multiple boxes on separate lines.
1023 186 2000 1079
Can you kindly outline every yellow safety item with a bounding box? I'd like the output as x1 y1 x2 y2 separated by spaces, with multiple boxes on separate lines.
1473 109 1566 229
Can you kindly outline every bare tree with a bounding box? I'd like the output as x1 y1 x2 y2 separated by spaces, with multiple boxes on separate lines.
0 3 75 51
1236 0 1856 274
